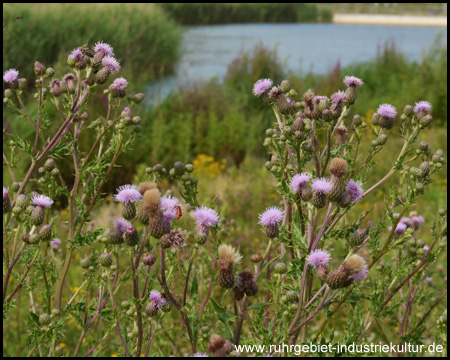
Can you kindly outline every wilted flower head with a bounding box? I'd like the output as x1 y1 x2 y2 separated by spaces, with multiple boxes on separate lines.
50 238 61 250
114 184 141 203
193 206 219 227
3 69 19 83
377 104 397 118
218 244 242 265
114 218 131 233
32 194 54 208
161 195 181 223
311 178 333 195
343 75 363 87
149 290 166 309
253 79 273 96
94 41 114 56
307 249 331 268
345 180 364 202
414 101 432 114
70 48 83 61
352 263 368 282
291 173 311 192
258 207 283 226
3 186 8 198
112 77 128 90
102 56 121 74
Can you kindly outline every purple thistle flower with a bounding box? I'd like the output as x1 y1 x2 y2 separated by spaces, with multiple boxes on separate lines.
3 186 8 198
193 206 219 227
331 90 345 105
192 353 209 357
311 178 333 195
50 238 61 250
102 56 121 74
345 180 364 202
161 195 181 223
414 101 432 114
253 78 273 96
352 264 368 282
343 75 364 87
71 48 83 61
291 173 311 192
423 245 430 252
149 290 166 309
411 216 425 228
114 218 132 234
377 104 397 118
94 41 114 56
3 69 19 83
112 77 128 91
426 277 433 285
114 184 141 203
307 249 331 268
32 194 54 208
313 95 328 104
258 207 283 226
394 222 407 234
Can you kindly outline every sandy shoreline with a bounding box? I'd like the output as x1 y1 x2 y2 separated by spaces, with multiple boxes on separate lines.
333 14 447 27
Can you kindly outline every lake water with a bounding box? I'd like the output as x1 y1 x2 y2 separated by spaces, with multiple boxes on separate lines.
147 23 447 104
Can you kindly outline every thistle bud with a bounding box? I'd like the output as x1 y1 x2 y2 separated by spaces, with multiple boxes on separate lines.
173 161 185 176
286 290 299 303
145 302 158 317
99 253 113 267
45 67 55 78
352 114 362 128
143 254 156 267
30 206 45 226
350 229 366 247
133 93 145 104
344 86 356 105
375 133 388 146
29 234 40 245
39 313 51 325
280 80 290 92
327 176 343 203
96 67 110 84
18 78 28 90
80 258 91 269
403 105 414 117
34 61 46 76
49 79 62 97
312 192 327 209
250 254 262 263
419 115 433 129
274 262 287 274
371 112 380 126
3 189 11 214
124 226 139 246
160 229 186 250
122 202 136 221
39 224 52 242
418 161 431 178
104 228 123 245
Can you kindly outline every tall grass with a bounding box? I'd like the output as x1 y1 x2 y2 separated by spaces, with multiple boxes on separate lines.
3 3 181 81
159 3 332 25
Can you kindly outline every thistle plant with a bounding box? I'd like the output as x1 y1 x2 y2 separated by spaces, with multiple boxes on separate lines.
3 43 447 358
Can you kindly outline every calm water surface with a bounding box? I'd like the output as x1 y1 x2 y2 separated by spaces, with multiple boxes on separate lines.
147 23 447 104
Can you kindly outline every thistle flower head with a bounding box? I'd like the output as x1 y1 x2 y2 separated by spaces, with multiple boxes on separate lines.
114 184 142 203
423 245 430 252
112 77 128 90
394 222 407 233
291 173 311 192
31 194 54 208
63 73 76 82
377 104 397 118
331 90 345 105
343 75 364 87
412 215 425 228
114 218 131 233
258 207 283 226
50 238 61 249
313 95 328 104
3 69 19 83
352 263 368 282
49 79 60 87
193 206 219 227
311 178 333 195
3 187 8 198
253 78 273 96
218 244 242 265
414 101 432 114
149 290 166 309
102 56 121 74
345 180 364 202
161 195 181 223
70 48 83 61
307 249 331 268
94 41 114 56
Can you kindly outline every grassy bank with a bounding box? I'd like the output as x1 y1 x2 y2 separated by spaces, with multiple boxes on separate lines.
158 3 332 25
3 3 181 82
